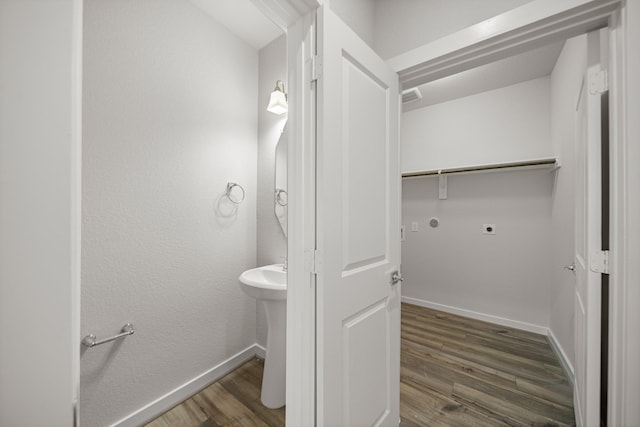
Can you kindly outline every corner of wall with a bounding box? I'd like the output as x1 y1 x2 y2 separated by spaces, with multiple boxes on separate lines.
547 328 575 387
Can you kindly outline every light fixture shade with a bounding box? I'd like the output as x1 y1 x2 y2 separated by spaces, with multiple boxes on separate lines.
267 80 288 115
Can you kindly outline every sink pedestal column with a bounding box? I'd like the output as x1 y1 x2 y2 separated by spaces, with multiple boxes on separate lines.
261 299 286 408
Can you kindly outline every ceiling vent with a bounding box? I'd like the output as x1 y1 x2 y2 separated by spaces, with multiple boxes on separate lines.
402 87 422 104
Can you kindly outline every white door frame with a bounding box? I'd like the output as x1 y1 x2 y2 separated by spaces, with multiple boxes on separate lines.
0 0 83 425
265 0 639 425
573 31 605 425
385 2 638 425
387 0 620 88
284 9 318 426
606 3 640 425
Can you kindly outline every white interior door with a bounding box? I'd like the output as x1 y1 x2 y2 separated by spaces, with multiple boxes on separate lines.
315 6 401 426
574 30 605 427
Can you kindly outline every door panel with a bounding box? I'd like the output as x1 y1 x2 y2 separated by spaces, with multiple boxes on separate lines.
574 31 604 427
343 54 389 270
316 5 400 427
343 300 390 426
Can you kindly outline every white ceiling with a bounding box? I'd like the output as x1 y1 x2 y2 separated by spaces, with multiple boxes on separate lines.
188 0 282 50
187 0 564 113
402 41 565 112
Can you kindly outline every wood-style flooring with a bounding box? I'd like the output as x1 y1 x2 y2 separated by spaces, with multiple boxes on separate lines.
146 303 574 426
400 303 574 427
145 358 284 427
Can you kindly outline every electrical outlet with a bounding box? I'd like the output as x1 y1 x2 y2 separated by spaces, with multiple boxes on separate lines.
483 224 496 235
411 222 419 232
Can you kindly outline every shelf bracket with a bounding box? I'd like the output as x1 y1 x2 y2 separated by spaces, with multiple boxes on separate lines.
438 170 447 200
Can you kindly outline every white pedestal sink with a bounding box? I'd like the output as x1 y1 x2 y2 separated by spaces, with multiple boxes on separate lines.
239 264 286 409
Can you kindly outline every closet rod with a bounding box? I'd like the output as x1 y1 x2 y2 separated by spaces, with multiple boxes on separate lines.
402 158 558 179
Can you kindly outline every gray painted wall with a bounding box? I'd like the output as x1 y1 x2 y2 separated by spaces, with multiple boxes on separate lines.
81 1 258 425
401 78 554 331
257 35 288 347
402 77 552 173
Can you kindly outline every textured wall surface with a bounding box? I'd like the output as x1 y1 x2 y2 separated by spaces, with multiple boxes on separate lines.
257 35 288 347
549 34 587 370
401 77 554 330
402 170 554 329
401 77 553 174
81 1 258 425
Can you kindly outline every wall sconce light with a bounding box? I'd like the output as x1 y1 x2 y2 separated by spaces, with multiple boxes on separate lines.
267 80 288 115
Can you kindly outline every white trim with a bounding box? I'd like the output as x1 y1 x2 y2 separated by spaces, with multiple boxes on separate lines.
608 2 640 425
388 0 620 89
254 343 267 359
110 345 263 427
548 328 576 387
285 10 317 427
250 0 319 31
401 296 549 335
607 11 624 426
71 0 83 424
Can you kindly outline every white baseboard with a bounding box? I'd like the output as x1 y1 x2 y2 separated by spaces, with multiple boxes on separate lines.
254 343 266 359
547 328 575 387
401 296 549 335
110 344 263 427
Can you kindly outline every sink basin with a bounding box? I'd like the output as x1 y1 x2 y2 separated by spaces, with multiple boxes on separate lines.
238 263 287 408
239 264 287 301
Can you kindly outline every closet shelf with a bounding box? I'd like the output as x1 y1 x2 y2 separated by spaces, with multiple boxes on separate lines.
402 157 560 179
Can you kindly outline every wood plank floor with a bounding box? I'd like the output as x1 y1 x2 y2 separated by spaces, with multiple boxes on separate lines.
145 358 284 427
400 303 574 427
146 303 574 426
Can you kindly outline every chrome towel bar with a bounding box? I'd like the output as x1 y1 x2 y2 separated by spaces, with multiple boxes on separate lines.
82 323 134 348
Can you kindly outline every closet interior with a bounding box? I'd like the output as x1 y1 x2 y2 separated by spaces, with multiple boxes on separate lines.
400 34 589 378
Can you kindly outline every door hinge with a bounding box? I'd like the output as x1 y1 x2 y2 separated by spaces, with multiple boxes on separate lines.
310 55 322 82
590 250 610 275
589 69 608 95
305 249 321 274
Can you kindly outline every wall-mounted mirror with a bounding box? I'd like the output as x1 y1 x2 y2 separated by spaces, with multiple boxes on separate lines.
275 124 288 236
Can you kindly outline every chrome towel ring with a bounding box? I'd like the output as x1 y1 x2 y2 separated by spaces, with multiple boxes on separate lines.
275 188 288 206
225 182 245 204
